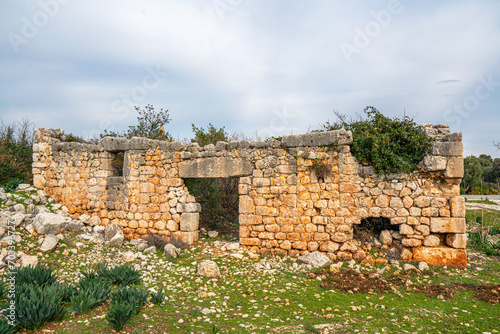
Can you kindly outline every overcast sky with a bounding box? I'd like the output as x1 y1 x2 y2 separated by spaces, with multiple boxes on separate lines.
1 0 499 157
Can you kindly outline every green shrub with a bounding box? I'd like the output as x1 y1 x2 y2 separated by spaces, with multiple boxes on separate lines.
0 119 34 186
150 288 166 304
316 107 433 174
10 284 65 330
110 285 149 315
469 231 500 256
489 227 500 235
2 178 25 192
106 301 135 332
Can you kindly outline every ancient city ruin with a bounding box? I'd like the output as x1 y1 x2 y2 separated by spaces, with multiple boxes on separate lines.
32 124 467 267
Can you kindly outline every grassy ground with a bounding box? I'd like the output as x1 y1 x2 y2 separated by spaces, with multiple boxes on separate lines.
11 229 499 333
3 189 500 333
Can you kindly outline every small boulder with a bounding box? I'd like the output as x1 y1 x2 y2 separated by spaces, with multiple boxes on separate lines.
197 260 220 278
88 216 101 226
144 246 156 253
164 244 180 258
33 212 67 235
78 214 90 224
11 212 26 227
17 184 30 191
20 255 38 268
104 222 124 246
418 261 429 271
298 252 331 268
122 251 135 262
39 234 60 252
379 230 393 245
403 263 418 271
13 204 26 213
93 225 105 234
66 220 84 233
207 231 219 238
137 242 149 251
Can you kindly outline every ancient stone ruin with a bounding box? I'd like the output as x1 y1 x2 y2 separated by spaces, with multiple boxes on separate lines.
32 124 467 267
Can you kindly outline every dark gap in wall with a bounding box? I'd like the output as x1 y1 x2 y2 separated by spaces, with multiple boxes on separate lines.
183 177 239 238
353 217 395 244
110 151 124 177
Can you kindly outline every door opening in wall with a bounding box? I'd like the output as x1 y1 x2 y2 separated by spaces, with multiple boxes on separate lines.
183 177 240 238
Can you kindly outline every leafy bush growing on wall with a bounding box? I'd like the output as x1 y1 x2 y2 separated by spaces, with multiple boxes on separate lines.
317 107 433 174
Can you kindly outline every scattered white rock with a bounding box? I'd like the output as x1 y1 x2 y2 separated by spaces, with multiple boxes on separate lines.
122 251 136 262
208 230 219 238
230 253 244 259
197 260 221 278
418 261 429 271
403 263 418 271
144 246 156 253
20 255 38 268
88 216 101 226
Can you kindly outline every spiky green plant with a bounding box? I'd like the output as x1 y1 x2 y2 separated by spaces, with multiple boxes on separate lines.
106 301 135 332
11 264 57 287
69 277 111 314
103 265 142 287
110 285 149 315
150 288 166 305
10 284 65 330
0 318 15 334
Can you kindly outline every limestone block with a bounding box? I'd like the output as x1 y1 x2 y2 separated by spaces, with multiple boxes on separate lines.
432 142 463 156
422 155 447 171
444 156 464 178
282 129 353 147
331 232 348 243
423 235 440 247
430 217 466 233
450 196 465 218
178 157 253 178
412 246 467 267
176 203 201 213
180 231 199 245
180 213 199 231
239 214 262 225
445 233 467 249
239 196 255 214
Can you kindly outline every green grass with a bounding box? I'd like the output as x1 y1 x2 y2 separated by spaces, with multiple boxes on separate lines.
466 199 498 205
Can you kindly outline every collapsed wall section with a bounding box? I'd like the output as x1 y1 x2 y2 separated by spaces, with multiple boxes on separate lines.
32 124 466 267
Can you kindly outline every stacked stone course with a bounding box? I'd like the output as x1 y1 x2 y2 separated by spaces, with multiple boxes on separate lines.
32 123 467 266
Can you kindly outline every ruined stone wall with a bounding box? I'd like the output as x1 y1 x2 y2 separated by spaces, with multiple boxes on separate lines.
32 124 467 266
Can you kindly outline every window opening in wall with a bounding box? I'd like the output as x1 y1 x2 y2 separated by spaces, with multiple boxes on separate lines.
353 217 396 245
110 151 124 177
183 177 239 238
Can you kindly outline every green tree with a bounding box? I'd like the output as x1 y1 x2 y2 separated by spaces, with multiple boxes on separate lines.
462 156 484 193
191 123 228 147
101 105 171 140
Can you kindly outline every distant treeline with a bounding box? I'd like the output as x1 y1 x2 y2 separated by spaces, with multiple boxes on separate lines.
462 154 500 195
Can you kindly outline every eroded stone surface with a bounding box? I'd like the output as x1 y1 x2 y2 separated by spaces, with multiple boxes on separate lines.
412 246 467 267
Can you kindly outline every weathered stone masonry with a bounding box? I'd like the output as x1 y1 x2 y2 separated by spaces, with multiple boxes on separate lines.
32 124 467 267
